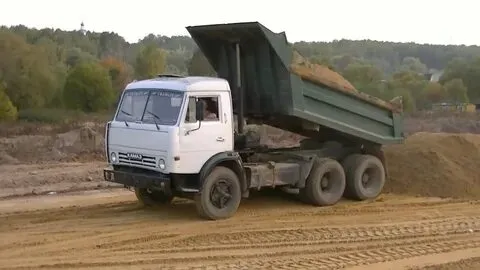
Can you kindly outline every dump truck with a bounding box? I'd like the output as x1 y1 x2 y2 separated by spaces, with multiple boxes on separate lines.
103 22 404 220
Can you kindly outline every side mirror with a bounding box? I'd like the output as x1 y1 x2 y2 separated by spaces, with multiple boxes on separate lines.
195 100 205 121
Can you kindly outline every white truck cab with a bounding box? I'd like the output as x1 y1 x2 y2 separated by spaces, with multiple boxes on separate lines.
104 75 253 220
107 75 234 174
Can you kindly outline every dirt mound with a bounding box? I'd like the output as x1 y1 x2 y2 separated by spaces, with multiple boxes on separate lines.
384 132 480 199
0 122 105 164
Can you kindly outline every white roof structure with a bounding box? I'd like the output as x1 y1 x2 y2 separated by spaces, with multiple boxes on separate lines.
125 75 230 92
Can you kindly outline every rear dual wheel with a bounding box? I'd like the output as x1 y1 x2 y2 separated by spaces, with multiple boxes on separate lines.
342 154 385 200
299 158 346 206
299 154 386 206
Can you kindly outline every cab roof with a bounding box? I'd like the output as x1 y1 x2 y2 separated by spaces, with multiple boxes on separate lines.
125 75 230 92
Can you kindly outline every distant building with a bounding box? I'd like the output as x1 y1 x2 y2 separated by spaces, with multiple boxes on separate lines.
424 69 444 82
80 22 86 35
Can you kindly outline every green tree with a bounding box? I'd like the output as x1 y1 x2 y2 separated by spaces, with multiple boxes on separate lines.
440 57 480 101
0 83 18 121
387 70 428 110
0 31 60 109
343 62 384 84
187 49 216 76
423 82 446 105
63 61 114 112
399 56 427 74
443 78 469 103
342 62 385 98
134 44 166 79
100 56 131 92
166 51 188 75
66 47 96 68
391 88 415 112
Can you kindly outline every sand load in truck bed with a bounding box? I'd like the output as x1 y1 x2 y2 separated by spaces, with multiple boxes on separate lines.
290 51 402 113
291 51 358 93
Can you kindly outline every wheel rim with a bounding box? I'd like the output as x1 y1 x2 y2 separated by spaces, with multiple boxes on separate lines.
361 172 370 188
361 166 382 193
320 172 335 191
209 179 233 209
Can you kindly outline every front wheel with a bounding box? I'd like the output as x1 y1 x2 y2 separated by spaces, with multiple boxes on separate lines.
134 188 173 206
195 166 242 220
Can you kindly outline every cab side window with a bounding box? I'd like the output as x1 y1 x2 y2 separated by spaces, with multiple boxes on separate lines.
184 96 219 123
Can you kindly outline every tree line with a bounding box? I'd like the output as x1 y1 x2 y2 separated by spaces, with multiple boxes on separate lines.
1 25 480 121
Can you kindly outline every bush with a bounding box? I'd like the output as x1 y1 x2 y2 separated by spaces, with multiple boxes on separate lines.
63 61 115 112
0 85 18 121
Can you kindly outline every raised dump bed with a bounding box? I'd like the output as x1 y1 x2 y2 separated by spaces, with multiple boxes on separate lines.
186 22 404 146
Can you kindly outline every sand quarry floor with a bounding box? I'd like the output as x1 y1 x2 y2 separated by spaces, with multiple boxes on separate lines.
1 120 480 269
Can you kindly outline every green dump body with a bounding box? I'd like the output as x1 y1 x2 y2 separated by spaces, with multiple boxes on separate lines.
186 22 404 146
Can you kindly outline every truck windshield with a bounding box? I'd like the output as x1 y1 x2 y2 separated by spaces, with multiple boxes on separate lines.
116 89 184 126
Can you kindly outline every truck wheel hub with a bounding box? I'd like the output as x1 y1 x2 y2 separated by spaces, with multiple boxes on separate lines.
210 180 232 209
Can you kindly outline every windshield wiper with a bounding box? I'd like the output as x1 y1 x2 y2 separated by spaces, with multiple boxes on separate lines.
120 109 131 127
145 110 160 130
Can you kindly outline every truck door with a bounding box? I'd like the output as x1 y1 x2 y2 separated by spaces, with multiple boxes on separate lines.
178 92 233 174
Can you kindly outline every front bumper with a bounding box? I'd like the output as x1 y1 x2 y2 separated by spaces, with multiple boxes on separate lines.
103 167 171 191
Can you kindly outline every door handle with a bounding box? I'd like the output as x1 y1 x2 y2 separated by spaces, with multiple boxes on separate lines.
216 137 225 142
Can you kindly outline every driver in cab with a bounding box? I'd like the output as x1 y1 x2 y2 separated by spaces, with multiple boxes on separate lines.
201 98 218 121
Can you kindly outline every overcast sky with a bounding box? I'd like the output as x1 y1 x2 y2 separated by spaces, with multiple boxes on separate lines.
1 0 477 45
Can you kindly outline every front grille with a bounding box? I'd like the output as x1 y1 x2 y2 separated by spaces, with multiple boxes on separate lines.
118 152 156 168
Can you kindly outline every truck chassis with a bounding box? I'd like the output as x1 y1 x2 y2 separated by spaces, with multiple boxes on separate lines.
104 141 386 220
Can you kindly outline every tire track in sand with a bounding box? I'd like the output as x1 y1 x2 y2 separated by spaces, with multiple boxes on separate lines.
4 234 480 269
102 216 480 253
33 216 480 262
160 235 480 270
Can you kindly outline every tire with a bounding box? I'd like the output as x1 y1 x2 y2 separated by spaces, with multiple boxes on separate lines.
341 154 363 198
134 188 173 206
194 166 242 220
299 158 346 206
342 154 386 201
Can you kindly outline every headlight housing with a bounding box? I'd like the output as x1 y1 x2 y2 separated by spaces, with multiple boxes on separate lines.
158 158 166 170
110 152 117 163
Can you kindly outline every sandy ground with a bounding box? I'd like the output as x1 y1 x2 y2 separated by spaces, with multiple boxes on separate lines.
0 189 479 269
2 118 480 269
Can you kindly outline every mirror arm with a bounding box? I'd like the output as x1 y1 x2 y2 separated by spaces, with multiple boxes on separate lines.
185 120 202 135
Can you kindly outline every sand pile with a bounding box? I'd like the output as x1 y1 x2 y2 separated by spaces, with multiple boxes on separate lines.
384 132 480 199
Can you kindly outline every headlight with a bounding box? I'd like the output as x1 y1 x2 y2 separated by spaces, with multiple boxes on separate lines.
158 159 166 170
110 152 117 163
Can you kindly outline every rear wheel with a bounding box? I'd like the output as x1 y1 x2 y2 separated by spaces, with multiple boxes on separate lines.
299 158 346 206
342 154 385 200
195 166 242 220
134 188 173 206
